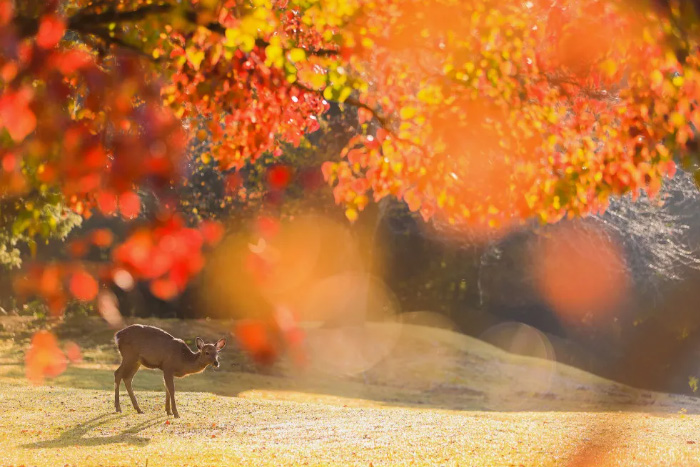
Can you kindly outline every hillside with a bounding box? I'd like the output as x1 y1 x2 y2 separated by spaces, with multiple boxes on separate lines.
1 316 700 466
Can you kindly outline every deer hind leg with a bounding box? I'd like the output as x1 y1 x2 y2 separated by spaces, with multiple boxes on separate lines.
164 371 179 418
114 362 127 413
163 375 172 416
122 362 143 414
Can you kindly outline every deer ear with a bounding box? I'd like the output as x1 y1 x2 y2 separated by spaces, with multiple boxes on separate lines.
216 338 226 351
196 337 205 350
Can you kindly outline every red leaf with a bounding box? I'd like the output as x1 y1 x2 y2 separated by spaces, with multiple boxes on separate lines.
0 1 14 26
36 15 65 49
267 165 292 190
233 321 278 366
69 270 98 301
96 190 118 216
49 50 92 74
0 89 36 142
118 191 141 219
200 221 224 245
225 173 242 193
1 152 16 172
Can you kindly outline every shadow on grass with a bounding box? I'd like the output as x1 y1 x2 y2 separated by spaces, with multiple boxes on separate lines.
21 413 166 449
0 362 492 412
3 362 699 415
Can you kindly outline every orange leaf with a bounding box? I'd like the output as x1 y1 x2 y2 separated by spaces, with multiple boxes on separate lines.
69 270 98 301
39 265 61 297
91 229 114 248
67 239 89 258
534 225 628 323
150 278 179 301
25 331 67 384
255 216 280 239
64 342 82 363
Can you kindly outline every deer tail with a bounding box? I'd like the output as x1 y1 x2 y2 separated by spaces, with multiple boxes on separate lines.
114 327 128 352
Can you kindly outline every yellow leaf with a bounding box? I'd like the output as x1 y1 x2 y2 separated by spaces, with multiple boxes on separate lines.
224 28 240 46
651 69 664 88
201 0 219 9
265 44 283 61
265 43 284 67
338 86 352 102
600 59 617 78
670 112 685 127
240 34 255 53
186 48 205 71
345 207 358 222
307 71 327 89
289 48 306 62
400 106 417 120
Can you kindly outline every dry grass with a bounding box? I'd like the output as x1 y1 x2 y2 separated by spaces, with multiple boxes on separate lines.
1 315 700 466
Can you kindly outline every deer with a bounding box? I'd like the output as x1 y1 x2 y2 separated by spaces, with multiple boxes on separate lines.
113 324 226 418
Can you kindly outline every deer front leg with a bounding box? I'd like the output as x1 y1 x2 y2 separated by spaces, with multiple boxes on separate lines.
163 376 172 416
164 371 179 418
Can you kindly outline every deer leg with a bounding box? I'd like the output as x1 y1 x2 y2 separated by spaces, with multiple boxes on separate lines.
163 376 172 416
114 364 124 413
164 372 179 418
123 363 143 414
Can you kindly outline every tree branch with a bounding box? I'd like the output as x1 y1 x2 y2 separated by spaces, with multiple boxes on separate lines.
67 3 174 29
79 27 161 62
291 82 429 156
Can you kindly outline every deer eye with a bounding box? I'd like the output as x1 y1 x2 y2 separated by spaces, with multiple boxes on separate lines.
204 351 210 356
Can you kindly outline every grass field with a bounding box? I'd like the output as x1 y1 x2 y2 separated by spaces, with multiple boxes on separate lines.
2 315 700 466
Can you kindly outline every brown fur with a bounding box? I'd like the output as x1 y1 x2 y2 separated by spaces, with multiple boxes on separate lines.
114 324 226 418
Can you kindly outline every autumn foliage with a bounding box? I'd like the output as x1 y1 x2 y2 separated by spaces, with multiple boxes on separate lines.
2 0 700 375
25 330 81 384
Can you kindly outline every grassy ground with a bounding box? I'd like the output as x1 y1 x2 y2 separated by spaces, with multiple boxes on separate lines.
2 315 700 466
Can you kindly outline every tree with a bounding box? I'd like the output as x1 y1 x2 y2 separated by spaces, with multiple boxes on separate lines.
4 0 700 374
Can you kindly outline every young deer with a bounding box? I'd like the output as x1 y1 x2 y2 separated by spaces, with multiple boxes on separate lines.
114 324 226 418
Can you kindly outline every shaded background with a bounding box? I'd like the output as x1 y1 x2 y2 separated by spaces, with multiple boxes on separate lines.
4 107 700 398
